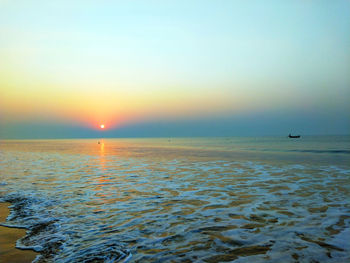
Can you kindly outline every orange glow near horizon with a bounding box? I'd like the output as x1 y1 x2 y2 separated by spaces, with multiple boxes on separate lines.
1 0 348 139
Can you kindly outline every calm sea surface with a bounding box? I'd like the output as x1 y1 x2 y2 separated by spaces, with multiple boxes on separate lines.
0 136 349 262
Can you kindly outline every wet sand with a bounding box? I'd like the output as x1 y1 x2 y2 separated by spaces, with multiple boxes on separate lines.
0 202 38 263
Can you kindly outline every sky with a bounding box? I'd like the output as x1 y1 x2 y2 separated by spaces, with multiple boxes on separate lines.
1 0 349 138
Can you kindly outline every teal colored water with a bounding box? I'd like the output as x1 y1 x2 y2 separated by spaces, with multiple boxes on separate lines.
0 136 349 262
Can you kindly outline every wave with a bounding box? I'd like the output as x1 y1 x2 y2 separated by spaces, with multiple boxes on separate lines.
0 193 132 263
288 149 350 154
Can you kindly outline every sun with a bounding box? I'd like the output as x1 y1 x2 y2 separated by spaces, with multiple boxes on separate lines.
100 124 105 129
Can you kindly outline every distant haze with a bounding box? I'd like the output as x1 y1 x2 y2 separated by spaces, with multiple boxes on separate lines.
1 0 349 139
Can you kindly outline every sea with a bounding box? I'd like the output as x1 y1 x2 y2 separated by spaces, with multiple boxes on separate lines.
0 136 349 262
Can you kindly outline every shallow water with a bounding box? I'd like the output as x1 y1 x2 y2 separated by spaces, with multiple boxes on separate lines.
0 136 349 262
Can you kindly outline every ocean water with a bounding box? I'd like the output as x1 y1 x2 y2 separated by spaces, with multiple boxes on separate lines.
0 136 349 262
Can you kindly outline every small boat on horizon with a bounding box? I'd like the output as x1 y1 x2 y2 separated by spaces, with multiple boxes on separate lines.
288 134 301 138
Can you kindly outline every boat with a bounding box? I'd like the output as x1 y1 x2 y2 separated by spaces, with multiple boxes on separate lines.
288 134 300 138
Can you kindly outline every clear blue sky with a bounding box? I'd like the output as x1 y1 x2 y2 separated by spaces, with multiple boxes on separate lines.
1 0 349 138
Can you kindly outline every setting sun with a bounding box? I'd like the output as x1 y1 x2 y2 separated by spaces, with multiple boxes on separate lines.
100 124 105 129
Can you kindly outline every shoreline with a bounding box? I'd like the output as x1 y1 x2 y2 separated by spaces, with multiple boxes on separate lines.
0 202 38 263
